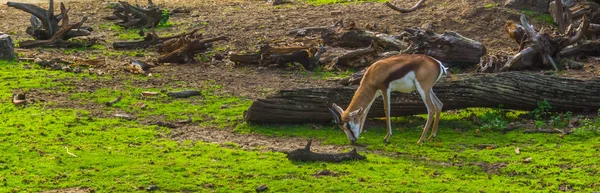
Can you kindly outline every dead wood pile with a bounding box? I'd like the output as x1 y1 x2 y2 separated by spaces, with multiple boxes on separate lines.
104 0 165 28
482 0 600 72
230 19 486 71
6 0 93 48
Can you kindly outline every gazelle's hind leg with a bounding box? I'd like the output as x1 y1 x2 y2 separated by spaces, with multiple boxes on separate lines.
382 90 393 143
428 90 443 141
416 83 435 144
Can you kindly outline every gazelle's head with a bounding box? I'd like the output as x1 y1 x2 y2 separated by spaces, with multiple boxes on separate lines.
328 103 363 143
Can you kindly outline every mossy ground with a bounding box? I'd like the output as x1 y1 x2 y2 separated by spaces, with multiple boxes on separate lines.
1 60 599 192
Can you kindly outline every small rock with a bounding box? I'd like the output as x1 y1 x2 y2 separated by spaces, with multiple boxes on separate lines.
523 157 533 163
73 67 81 73
515 147 520 155
146 185 158 191
62 65 72 72
114 113 137 120
0 32 16 61
202 183 214 189
34 57 43 64
421 23 435 31
50 64 62 70
255 184 268 192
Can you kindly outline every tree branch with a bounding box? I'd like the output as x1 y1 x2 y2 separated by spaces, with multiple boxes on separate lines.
385 0 426 13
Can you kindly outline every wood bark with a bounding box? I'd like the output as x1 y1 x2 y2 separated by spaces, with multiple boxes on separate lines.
244 72 600 124
400 28 486 67
286 139 366 162
385 0 426 13
229 45 325 70
502 14 589 71
6 0 92 43
15 2 90 48
321 26 407 51
110 0 163 28
559 40 600 58
157 36 228 64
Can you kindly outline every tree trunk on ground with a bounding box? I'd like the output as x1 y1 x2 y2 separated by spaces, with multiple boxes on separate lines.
244 72 600 124
559 40 600 58
229 45 325 71
400 28 487 67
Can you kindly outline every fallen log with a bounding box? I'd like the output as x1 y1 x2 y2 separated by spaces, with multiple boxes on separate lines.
286 139 366 162
559 40 600 58
244 72 600 124
229 44 324 71
321 22 407 51
322 41 380 70
401 28 486 67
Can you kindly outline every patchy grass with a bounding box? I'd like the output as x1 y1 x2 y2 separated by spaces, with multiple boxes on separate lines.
69 80 251 128
237 107 600 191
521 9 556 26
2 61 600 192
98 23 174 41
305 0 387 5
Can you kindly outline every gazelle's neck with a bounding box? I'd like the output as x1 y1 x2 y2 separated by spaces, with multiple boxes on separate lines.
343 84 378 118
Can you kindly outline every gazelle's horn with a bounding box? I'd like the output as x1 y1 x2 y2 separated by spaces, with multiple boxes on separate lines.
327 106 341 124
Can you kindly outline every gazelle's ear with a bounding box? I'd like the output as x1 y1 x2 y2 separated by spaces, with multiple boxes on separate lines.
349 107 363 118
327 107 341 124
332 103 344 115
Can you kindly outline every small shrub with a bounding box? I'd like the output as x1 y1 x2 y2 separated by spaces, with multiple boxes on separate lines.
480 105 509 131
531 100 552 120
160 9 170 26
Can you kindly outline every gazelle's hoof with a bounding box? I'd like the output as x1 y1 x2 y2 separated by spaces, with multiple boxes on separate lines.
427 135 436 141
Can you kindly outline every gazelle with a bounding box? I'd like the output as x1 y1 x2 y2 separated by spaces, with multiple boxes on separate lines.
328 54 447 144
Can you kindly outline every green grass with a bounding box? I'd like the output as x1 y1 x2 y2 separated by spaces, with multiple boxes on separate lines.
2 61 600 192
98 23 174 41
305 0 387 5
521 9 556 26
69 80 251 128
483 3 498 9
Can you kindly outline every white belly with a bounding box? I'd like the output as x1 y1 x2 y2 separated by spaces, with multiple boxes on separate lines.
387 71 417 93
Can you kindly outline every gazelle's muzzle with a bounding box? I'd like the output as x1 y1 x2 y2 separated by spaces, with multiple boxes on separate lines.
343 128 357 143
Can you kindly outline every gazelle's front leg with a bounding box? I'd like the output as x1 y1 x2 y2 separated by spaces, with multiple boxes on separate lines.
382 90 392 143
416 84 435 144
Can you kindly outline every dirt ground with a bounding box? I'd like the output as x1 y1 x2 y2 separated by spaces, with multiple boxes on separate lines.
2 0 599 153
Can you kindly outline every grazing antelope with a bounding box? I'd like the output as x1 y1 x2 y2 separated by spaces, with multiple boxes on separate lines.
328 54 447 144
